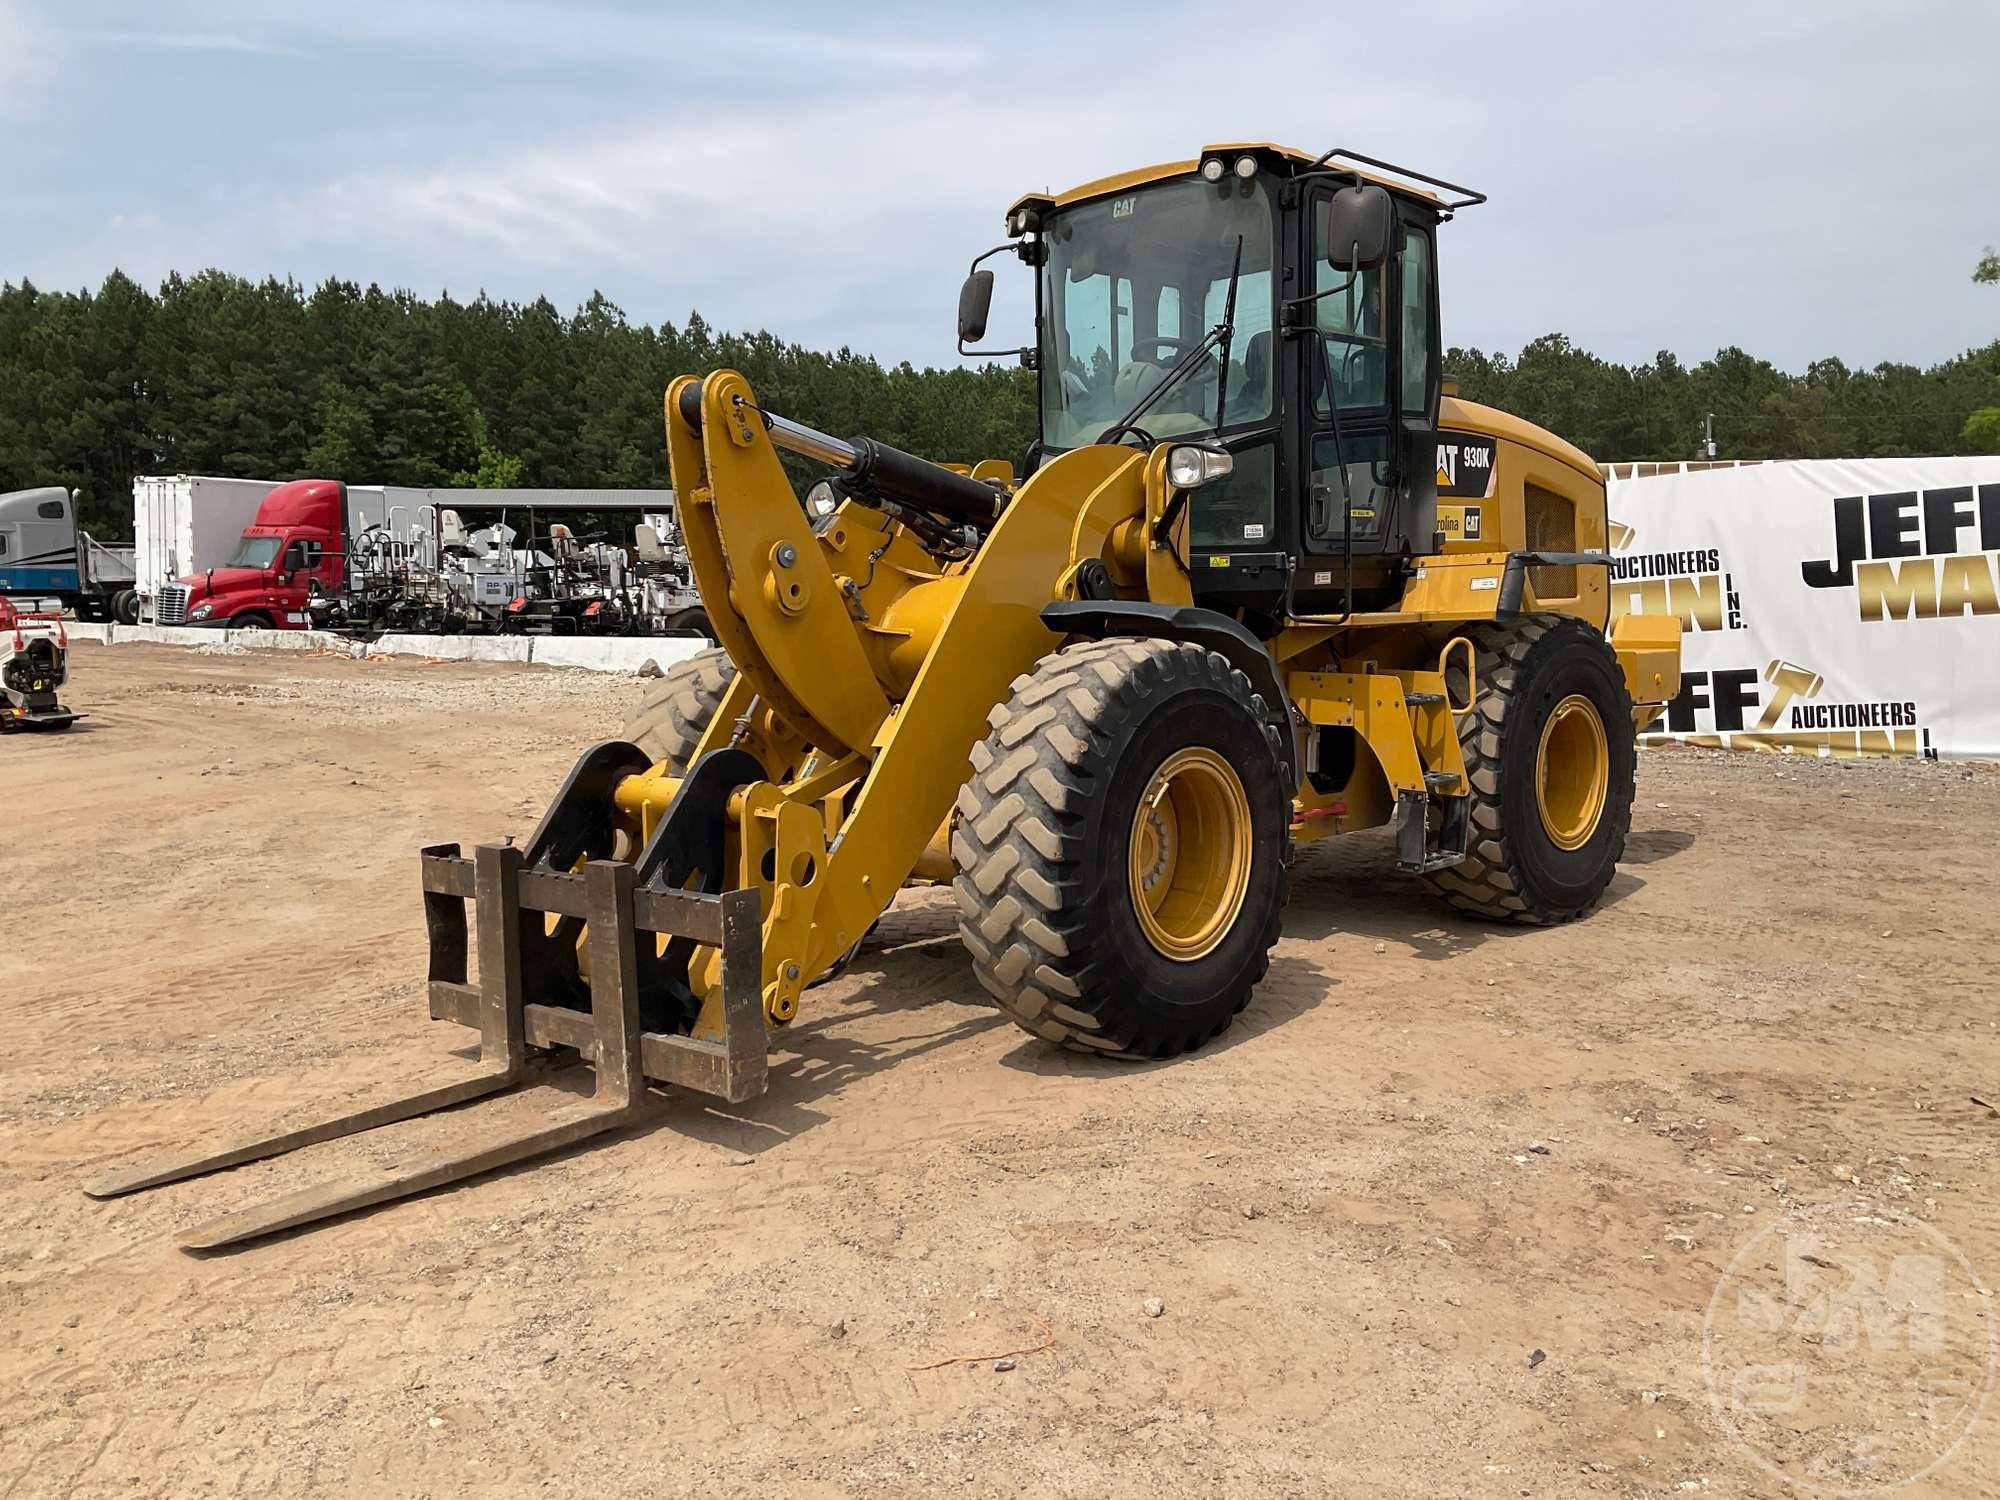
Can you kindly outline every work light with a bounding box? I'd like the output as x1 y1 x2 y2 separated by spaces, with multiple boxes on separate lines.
1167 445 1234 489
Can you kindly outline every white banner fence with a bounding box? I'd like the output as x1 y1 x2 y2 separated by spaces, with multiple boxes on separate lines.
1606 458 2000 760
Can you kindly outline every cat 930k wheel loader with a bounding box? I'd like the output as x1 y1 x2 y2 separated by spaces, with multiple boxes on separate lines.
88 144 1681 1248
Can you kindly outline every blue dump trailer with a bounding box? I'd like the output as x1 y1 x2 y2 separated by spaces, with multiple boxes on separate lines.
0 487 137 622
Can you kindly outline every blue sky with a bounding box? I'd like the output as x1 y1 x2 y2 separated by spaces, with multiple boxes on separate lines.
3 0 1996 372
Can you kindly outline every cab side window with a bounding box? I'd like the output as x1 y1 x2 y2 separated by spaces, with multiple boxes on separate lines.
37 499 64 519
1310 199 1388 414
1401 229 1434 415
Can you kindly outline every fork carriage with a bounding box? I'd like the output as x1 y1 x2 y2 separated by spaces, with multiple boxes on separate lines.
85 835 768 1251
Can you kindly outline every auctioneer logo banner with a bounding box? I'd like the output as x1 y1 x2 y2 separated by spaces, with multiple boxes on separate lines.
1608 458 2000 759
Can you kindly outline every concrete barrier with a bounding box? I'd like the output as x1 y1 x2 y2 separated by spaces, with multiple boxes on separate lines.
77 620 710 674
110 623 215 647
530 635 708 674
227 627 335 652
373 633 536 664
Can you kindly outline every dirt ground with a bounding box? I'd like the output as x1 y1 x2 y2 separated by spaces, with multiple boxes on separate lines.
4 641 1999 1499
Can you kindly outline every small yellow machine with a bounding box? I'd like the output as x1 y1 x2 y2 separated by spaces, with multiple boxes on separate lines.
89 145 1680 1247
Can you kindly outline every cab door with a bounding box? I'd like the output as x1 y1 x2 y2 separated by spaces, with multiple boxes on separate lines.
1288 189 1442 612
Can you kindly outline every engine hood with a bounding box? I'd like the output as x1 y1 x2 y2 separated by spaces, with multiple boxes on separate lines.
177 566 268 601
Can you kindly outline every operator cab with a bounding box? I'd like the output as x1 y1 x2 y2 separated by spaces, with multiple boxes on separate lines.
961 144 1483 631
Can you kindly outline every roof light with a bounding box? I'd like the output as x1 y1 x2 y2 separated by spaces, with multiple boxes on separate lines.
1200 158 1225 183
1234 154 1258 180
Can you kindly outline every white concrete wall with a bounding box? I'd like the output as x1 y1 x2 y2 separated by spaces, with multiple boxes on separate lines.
528 635 706 673
77 622 705 674
371 632 535 664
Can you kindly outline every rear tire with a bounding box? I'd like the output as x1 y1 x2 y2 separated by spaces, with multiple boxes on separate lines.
112 589 140 625
621 646 736 771
1423 617 1635 923
953 638 1289 1058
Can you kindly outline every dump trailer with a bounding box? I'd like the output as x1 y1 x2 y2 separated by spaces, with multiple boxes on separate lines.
0 487 135 622
89 144 1682 1248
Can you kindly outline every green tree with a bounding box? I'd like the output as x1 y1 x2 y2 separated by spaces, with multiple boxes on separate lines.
451 441 526 488
1966 252 2000 449
13 266 2000 542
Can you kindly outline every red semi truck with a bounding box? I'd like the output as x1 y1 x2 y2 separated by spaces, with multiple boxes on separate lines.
156 479 351 629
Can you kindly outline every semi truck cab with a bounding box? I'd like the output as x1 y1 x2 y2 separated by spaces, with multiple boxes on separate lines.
160 479 349 628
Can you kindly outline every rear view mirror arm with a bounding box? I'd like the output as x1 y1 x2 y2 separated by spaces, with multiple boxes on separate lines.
957 242 1038 364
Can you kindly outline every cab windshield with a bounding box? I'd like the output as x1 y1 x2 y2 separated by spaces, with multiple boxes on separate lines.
1039 176 1275 449
225 535 282 569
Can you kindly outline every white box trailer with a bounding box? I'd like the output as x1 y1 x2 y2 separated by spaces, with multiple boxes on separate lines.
131 475 284 620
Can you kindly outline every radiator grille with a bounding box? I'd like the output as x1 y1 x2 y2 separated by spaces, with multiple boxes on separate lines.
155 583 190 624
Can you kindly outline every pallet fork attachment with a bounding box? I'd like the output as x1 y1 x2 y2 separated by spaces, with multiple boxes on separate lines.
82 842 766 1251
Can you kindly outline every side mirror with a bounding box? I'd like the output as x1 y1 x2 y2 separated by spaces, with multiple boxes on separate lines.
1324 183 1394 270
958 270 995 344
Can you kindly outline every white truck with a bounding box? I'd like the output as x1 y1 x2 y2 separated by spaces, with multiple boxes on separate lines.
131 475 285 624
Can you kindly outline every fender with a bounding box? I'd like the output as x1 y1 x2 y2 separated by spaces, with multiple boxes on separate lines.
1040 599 1300 792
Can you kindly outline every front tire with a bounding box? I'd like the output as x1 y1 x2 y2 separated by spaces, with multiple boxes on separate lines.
621 646 736 771
953 638 1289 1058
1424 617 1636 923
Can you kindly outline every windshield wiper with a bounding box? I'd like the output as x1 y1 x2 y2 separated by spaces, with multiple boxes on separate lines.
1211 233 1244 438
1099 234 1245 447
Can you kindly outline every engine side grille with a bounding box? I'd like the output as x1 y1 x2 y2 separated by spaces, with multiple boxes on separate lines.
1524 485 1577 600
155 583 190 625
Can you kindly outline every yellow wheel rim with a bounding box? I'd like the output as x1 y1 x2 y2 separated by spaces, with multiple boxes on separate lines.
1535 694 1609 851
1129 746 1254 962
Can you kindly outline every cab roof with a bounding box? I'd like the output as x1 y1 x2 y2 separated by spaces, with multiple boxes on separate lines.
1009 143 1448 219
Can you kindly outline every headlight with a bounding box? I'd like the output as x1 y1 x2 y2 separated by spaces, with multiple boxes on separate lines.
806 481 840 519
1200 158 1225 183
189 601 214 620
1167 445 1235 490
1234 154 1258 180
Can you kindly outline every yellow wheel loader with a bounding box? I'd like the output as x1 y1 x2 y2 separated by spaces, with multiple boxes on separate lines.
88 144 1681 1248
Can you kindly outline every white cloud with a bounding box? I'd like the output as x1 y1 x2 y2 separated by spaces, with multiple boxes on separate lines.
87 0 976 75
282 29 1428 355
0 0 57 104
14 0 2000 367
88 29 305 56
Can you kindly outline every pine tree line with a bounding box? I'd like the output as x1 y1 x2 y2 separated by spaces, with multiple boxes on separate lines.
1 270 1995 540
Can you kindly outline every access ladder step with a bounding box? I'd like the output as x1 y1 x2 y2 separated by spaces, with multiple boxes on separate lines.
1393 788 1471 874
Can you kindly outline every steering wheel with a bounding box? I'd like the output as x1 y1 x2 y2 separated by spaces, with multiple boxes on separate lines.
1096 423 1158 450
1126 336 1187 365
